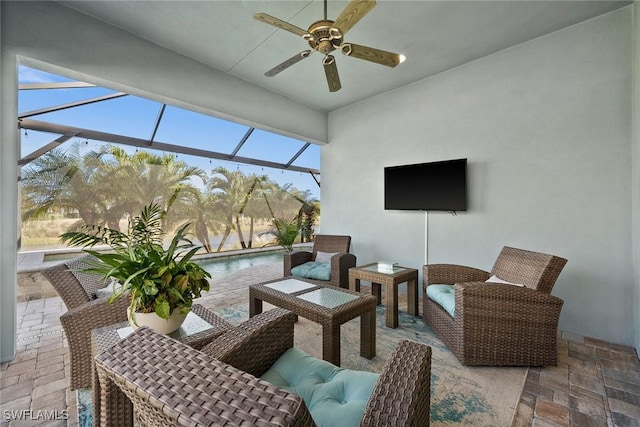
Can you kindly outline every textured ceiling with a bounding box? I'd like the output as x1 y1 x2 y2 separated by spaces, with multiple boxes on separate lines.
58 0 630 112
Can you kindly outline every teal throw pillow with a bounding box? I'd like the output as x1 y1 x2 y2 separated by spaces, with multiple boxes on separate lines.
427 284 456 317
291 261 331 281
261 348 379 427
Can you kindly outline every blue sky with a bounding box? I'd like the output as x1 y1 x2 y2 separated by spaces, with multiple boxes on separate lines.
18 66 321 198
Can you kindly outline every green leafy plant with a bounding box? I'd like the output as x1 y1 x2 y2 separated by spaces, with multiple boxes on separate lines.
60 202 210 320
260 217 302 252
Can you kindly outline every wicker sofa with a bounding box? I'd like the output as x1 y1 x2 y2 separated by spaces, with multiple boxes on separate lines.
42 255 130 390
94 308 432 426
423 246 568 366
284 234 356 288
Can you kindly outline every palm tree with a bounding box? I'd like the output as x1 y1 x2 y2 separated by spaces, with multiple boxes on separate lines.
208 167 268 251
260 182 303 220
238 174 270 249
21 143 109 226
92 146 206 225
167 184 224 253
21 141 321 253
208 167 240 251
291 190 320 242
258 180 320 249
21 143 206 234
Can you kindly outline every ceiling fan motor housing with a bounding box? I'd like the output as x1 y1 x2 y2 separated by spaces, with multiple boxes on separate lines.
307 20 343 54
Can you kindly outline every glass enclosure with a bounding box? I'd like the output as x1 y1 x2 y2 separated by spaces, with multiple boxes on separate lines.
18 65 321 253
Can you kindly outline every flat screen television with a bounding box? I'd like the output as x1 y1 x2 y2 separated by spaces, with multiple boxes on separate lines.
384 158 467 211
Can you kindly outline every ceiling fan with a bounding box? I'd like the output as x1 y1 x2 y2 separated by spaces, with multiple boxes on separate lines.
254 0 405 92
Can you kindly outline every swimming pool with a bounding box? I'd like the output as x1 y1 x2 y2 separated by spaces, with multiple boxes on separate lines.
33 247 296 279
195 250 285 278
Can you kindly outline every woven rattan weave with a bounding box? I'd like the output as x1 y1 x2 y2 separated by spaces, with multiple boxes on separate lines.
283 234 356 288
95 308 432 426
422 246 567 366
349 263 419 328
41 255 130 390
249 277 377 366
91 304 234 426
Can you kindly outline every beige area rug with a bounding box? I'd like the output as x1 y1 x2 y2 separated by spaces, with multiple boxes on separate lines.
208 298 527 426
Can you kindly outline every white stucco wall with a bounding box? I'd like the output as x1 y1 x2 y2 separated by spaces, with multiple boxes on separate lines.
323 8 634 346
0 1 19 363
633 1 640 355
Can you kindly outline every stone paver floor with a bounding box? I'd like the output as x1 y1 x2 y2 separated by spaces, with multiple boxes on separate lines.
1 262 639 426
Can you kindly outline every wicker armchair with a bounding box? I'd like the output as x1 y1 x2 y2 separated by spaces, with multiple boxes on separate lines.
42 255 129 390
423 246 568 366
284 234 356 288
95 308 432 426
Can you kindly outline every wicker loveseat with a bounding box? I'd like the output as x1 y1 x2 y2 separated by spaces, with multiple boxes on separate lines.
95 308 432 426
42 255 130 389
284 234 356 288
423 246 568 366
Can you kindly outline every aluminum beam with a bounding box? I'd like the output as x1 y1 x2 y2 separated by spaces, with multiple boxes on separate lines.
18 82 97 90
149 104 166 146
19 119 320 175
311 171 321 188
286 142 311 167
229 127 254 158
19 93 128 119
18 133 79 166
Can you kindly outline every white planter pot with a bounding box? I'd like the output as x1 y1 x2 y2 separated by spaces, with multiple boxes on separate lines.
127 307 188 334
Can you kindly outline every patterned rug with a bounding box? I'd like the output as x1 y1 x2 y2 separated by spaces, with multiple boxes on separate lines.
77 388 92 427
79 304 527 426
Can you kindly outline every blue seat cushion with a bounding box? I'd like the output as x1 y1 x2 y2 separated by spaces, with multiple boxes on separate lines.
291 261 331 281
427 284 456 317
261 348 379 427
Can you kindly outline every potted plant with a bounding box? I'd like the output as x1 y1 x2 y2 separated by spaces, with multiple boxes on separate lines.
60 202 210 334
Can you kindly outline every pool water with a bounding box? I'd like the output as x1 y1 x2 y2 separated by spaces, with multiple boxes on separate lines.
196 250 285 279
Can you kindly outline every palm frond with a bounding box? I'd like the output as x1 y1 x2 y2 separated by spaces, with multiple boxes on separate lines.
60 225 127 248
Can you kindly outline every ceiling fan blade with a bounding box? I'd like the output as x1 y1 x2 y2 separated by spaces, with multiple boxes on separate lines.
332 0 376 35
341 43 403 68
254 13 309 38
322 55 341 92
264 50 312 77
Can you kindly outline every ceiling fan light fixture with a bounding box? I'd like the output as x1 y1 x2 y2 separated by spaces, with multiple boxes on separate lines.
341 43 353 56
322 55 336 66
328 27 343 41
399 54 407 64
